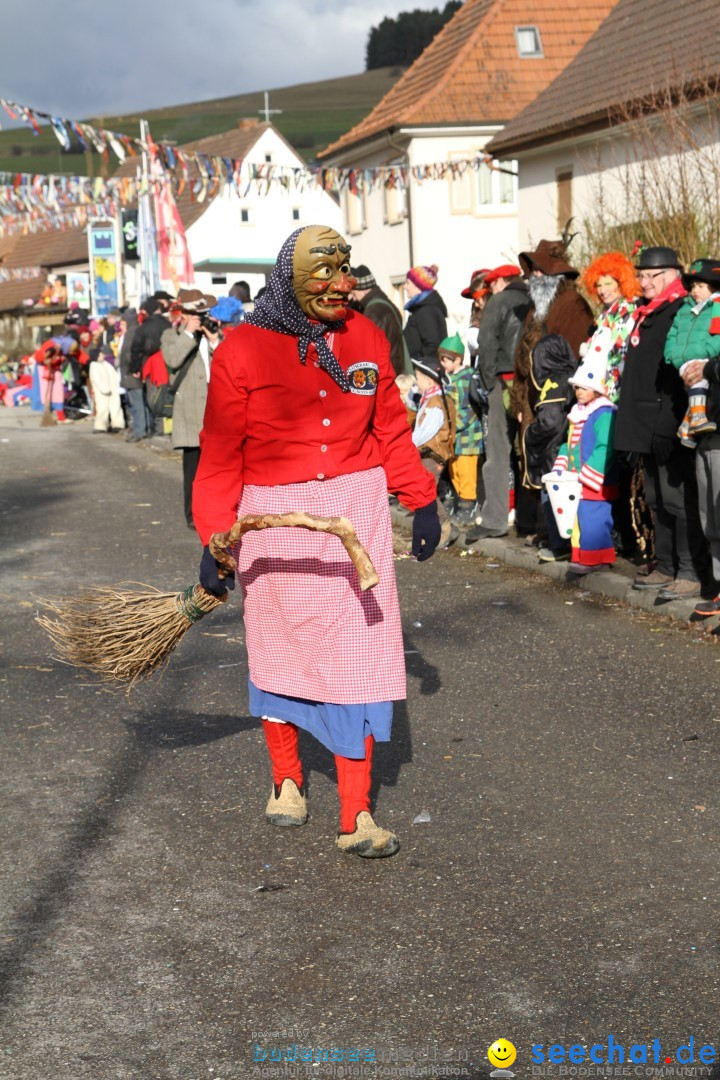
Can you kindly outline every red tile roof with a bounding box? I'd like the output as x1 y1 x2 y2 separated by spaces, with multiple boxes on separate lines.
0 276 46 312
320 0 618 160
1 226 87 270
488 0 720 155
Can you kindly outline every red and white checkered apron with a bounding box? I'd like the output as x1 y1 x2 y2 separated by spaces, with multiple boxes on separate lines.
236 466 406 704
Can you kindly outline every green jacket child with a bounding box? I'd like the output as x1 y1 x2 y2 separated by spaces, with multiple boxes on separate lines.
664 259 720 445
438 332 484 523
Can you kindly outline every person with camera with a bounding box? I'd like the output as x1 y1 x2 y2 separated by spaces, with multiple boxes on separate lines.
160 289 220 529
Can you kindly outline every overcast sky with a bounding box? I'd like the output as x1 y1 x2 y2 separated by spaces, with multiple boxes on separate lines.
3 0 444 120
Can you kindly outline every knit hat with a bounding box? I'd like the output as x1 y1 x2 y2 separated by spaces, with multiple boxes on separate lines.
411 355 445 383
350 264 376 290
407 264 438 291
569 327 611 393
438 332 464 360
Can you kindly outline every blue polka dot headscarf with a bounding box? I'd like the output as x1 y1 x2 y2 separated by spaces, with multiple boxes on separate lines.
246 227 351 393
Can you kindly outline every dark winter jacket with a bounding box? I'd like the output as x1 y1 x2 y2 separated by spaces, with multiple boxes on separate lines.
614 296 686 454
522 334 576 488
474 279 531 390
512 278 593 428
698 356 720 450
403 289 448 359
129 312 170 376
119 316 139 390
358 285 409 376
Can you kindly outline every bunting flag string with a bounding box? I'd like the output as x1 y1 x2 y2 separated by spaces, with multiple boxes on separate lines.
0 265 43 282
0 151 503 237
0 96 516 237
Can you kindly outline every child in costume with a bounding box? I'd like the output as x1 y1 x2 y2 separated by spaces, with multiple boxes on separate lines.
194 226 441 859
410 355 456 477
551 350 618 574
437 332 483 525
664 259 720 447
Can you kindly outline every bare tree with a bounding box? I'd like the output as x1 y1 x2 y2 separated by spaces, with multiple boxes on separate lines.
578 74 720 267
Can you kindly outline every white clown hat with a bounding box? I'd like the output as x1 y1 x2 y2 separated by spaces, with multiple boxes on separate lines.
569 325 612 394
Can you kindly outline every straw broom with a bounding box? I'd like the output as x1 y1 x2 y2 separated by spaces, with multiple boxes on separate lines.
36 512 378 689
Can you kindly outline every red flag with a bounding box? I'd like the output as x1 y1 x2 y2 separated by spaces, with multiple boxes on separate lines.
152 160 195 290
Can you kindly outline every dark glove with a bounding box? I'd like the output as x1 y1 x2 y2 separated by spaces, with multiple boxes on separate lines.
199 545 236 596
411 500 441 562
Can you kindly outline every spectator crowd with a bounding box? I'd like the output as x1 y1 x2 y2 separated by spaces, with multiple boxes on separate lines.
4 241 720 618
359 238 720 618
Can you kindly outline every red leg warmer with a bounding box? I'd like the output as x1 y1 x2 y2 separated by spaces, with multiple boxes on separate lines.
261 720 303 791
335 734 374 834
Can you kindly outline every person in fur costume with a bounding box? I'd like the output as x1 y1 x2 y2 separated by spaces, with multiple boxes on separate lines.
520 334 576 562
508 240 593 534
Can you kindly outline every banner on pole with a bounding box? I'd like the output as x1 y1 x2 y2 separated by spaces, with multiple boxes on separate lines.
88 222 120 316
152 161 194 291
121 208 139 262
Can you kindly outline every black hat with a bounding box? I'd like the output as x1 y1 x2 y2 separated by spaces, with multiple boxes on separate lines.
350 265 376 290
141 296 159 315
635 246 682 271
411 355 445 383
682 258 720 289
153 289 175 302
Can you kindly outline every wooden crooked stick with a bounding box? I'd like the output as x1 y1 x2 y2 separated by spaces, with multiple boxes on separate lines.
209 512 379 592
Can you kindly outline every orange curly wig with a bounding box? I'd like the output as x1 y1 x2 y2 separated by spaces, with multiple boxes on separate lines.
581 251 640 301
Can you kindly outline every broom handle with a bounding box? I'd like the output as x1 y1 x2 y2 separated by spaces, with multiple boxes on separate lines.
208 512 380 591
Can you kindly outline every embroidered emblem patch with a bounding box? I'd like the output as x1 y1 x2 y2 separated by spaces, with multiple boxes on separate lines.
346 362 379 395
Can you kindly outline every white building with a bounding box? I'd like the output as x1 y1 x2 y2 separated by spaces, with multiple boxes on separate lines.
319 0 616 333
171 120 342 300
486 0 720 265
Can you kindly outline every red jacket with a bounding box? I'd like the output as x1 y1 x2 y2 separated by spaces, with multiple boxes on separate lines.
193 309 435 544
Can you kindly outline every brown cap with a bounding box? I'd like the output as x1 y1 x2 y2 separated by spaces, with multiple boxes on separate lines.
519 240 578 278
175 288 217 313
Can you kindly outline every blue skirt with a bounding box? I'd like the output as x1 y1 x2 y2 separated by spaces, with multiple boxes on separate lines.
249 677 393 758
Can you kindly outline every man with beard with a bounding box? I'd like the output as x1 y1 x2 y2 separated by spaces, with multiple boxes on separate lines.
508 240 593 536
192 225 440 858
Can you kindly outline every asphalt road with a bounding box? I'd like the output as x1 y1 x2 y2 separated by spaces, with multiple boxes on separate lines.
1 413 719 1080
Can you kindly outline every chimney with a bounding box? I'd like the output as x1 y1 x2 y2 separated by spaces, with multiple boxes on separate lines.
237 118 260 131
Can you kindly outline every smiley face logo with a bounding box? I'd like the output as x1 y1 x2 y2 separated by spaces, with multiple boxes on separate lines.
488 1040 517 1069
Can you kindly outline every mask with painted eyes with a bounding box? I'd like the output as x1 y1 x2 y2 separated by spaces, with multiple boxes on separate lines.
292 225 356 323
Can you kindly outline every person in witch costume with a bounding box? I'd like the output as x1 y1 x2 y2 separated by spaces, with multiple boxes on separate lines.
192 225 440 858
